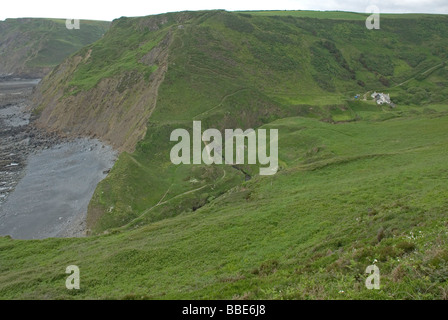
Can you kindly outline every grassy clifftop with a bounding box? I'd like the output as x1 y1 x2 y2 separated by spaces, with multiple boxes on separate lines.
2 10 447 299
0 18 110 77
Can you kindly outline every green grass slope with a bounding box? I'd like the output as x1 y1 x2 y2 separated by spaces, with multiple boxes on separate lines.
0 18 110 77
1 107 447 299
2 10 448 299
237 10 447 20
85 10 448 233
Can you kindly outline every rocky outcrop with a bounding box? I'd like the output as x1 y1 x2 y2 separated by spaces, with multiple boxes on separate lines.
31 31 173 153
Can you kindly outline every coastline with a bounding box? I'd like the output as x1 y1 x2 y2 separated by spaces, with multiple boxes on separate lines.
0 79 117 239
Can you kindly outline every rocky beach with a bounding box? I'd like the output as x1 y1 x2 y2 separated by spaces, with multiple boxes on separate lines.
0 79 117 239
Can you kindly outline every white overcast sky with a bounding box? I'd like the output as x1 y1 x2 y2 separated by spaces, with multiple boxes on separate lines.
1 0 447 21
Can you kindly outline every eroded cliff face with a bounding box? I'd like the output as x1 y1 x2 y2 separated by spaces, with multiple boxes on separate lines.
32 31 173 153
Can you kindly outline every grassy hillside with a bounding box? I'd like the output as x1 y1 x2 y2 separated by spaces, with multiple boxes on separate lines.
84 10 448 233
0 18 110 77
237 10 446 20
2 10 448 299
1 107 447 299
